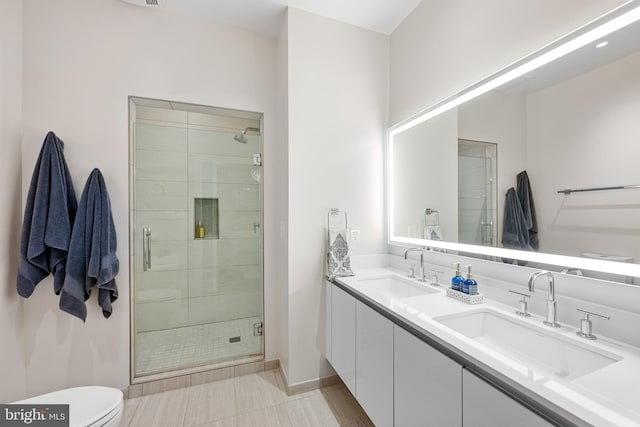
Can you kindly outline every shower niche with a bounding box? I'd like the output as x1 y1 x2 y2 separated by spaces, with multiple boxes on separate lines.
194 197 219 239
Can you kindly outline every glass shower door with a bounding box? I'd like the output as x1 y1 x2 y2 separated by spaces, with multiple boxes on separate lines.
131 99 263 378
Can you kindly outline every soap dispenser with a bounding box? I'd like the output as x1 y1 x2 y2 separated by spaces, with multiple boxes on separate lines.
451 262 465 292
463 265 478 295
196 221 206 239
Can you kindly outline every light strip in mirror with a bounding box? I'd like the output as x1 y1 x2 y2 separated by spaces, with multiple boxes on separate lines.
387 1 640 279
390 3 640 138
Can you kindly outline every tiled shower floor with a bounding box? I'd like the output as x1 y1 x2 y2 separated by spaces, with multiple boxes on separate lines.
136 316 262 374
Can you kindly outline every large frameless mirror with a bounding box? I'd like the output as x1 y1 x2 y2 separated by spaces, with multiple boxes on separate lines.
388 2 640 283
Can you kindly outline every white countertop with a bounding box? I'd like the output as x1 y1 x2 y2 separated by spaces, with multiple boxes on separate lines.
335 267 640 427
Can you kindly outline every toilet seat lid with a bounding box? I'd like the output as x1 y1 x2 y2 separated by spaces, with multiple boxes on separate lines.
16 386 122 427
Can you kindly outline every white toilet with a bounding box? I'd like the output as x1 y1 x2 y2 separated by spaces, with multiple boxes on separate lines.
15 386 123 427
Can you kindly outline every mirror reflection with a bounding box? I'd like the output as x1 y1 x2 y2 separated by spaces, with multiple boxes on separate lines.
390 12 640 283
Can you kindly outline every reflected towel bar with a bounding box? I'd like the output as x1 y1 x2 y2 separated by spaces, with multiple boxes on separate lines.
557 185 640 195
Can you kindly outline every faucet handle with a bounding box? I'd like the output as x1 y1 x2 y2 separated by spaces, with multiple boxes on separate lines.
430 269 443 286
576 308 610 340
509 290 531 317
408 264 416 279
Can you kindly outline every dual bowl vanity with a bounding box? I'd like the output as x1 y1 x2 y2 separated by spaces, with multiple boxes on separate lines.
325 264 640 426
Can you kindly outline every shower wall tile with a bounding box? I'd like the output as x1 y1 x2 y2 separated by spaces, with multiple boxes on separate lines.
188 239 218 269
136 105 188 124
188 291 261 326
188 153 221 183
136 298 189 332
187 111 258 132
135 270 189 302
217 164 258 185
218 184 260 211
188 265 260 298
135 123 188 152
188 238 259 269
135 181 188 211
136 150 187 181
135 211 188 242
188 182 219 201
188 154 250 183
135 240 188 273
218 210 260 239
188 129 258 157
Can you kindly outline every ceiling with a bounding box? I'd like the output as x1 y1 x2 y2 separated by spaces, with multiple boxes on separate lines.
158 0 423 36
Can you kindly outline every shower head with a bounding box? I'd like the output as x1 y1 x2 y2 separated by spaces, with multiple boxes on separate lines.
233 127 260 144
233 134 248 144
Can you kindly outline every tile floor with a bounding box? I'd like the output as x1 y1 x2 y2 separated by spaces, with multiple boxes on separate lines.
123 369 373 427
136 317 262 374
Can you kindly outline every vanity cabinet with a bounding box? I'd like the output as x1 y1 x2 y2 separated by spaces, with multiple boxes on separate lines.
326 281 555 427
394 325 462 427
330 283 356 395
356 301 394 427
462 369 553 427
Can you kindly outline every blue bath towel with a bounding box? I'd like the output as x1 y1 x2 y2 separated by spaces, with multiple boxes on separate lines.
59 168 119 321
17 132 77 297
502 187 532 251
516 170 538 251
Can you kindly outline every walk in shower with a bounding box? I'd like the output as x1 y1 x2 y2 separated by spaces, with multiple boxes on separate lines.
129 97 263 379
458 139 498 247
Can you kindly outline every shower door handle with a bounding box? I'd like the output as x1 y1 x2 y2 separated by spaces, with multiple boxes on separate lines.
143 227 152 271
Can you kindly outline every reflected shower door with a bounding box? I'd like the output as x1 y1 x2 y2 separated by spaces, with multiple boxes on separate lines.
458 139 497 247
130 99 263 378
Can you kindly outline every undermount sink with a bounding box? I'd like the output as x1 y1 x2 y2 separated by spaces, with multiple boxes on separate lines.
357 275 438 303
434 309 621 381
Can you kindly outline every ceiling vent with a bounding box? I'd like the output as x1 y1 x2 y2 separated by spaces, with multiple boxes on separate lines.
121 0 160 7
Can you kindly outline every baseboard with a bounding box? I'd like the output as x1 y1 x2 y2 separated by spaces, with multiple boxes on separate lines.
279 368 341 396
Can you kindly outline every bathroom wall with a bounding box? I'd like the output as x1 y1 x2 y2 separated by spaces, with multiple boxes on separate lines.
21 0 278 395
0 0 27 402
275 13 290 382
390 0 627 125
525 53 640 263
285 8 388 385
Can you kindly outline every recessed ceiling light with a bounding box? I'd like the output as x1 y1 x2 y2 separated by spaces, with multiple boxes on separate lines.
595 41 609 48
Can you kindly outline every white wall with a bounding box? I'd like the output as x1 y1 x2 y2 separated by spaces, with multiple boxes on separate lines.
0 0 27 402
20 0 277 395
275 12 290 382
390 0 626 125
526 53 640 263
285 8 388 385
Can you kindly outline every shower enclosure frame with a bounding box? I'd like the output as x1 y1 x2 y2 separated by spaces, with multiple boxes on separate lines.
127 96 265 384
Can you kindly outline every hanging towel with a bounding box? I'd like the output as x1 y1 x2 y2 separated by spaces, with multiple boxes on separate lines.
501 187 531 251
17 132 77 298
326 229 355 280
59 168 119 321
516 170 539 251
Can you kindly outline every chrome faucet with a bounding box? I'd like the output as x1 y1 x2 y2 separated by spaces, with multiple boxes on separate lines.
404 248 426 282
528 271 560 327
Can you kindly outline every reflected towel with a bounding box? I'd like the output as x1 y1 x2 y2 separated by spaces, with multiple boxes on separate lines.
516 170 538 251
326 229 355 280
424 225 442 241
17 132 77 297
59 168 119 321
502 187 532 251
